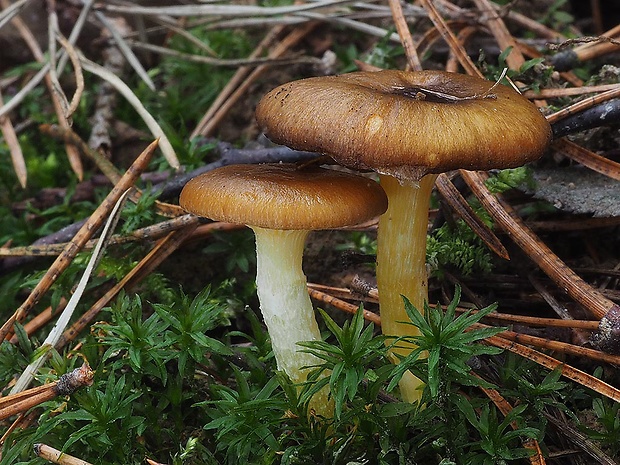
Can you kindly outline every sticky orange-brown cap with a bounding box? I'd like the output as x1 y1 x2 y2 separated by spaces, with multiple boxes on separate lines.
256 70 553 182
179 163 388 230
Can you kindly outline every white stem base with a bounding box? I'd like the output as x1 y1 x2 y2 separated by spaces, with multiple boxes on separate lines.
252 227 330 415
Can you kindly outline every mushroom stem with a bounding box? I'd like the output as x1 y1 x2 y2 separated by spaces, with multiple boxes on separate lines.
252 226 330 414
376 173 438 403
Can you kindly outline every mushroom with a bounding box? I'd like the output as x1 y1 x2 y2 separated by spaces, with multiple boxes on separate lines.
256 70 552 402
179 163 387 415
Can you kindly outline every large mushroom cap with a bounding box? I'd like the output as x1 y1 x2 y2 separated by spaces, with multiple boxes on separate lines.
256 70 553 182
179 163 388 230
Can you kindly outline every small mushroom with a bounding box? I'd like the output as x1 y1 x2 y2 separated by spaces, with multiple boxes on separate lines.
180 163 387 415
256 70 553 402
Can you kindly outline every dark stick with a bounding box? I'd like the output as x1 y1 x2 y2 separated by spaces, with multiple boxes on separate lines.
551 98 620 138
148 140 320 200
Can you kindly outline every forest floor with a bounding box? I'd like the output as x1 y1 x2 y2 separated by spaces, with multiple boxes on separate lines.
0 1 620 464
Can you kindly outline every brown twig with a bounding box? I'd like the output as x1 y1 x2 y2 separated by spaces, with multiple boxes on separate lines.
416 19 468 60
0 363 93 421
528 275 579 321
418 0 481 77
190 26 282 139
388 0 423 71
0 214 199 257
0 140 159 341
471 0 526 70
187 222 246 242
0 87 27 188
9 298 68 344
548 25 620 54
34 443 93 465
308 281 379 304
552 139 620 182
474 323 620 365
523 83 620 99
55 34 84 119
459 308 600 331
527 216 620 232
191 22 318 138
435 173 509 260
498 3 565 40
544 412 618 465
481 334 620 403
445 26 478 73
308 282 601 331
547 85 620 125
307 287 381 326
460 170 617 323
436 0 563 41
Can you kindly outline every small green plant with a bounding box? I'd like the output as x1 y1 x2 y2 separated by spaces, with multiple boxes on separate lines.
454 400 539 465
581 396 620 457
3 280 611 464
300 306 390 419
499 362 570 433
379 289 534 464
200 369 287 465
120 188 161 234
485 166 534 194
24 183 99 235
0 287 234 464
363 30 406 70
50 372 147 456
0 324 32 388
169 437 218 465
388 287 504 400
427 219 494 277
428 166 536 278
97 289 232 382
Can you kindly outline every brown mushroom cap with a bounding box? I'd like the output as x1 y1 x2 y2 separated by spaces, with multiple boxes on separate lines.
255 70 553 181
179 163 388 230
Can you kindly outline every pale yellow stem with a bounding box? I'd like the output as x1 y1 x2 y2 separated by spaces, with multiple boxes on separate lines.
376 173 438 403
252 227 331 416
